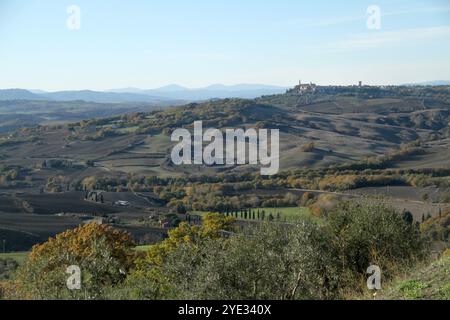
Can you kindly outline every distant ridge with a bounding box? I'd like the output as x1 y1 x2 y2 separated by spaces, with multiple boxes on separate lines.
41 90 169 103
153 84 189 92
144 83 288 100
403 80 450 86
0 89 178 104
0 89 45 100
0 84 288 103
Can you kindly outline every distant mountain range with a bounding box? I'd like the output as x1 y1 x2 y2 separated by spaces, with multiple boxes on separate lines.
0 84 288 103
109 84 288 100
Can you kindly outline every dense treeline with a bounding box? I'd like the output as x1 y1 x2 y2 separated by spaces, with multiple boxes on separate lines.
60 164 450 212
0 166 32 188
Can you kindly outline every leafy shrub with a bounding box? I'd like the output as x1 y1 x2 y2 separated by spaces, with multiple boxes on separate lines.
149 221 340 300
328 199 427 285
127 200 427 300
13 223 135 300
116 213 235 300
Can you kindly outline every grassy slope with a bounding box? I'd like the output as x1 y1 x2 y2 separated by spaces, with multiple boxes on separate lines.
368 254 450 300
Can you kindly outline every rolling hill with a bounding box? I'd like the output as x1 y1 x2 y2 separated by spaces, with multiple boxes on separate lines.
1 85 449 177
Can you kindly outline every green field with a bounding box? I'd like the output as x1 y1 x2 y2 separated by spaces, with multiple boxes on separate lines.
134 245 151 252
192 206 312 222
0 252 28 264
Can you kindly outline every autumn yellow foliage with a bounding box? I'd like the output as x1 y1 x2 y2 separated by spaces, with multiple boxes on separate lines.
29 223 135 266
144 213 235 267
13 223 135 299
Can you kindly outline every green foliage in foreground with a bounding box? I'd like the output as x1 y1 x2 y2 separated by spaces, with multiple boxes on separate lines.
7 224 135 300
3 201 430 300
115 200 427 300
327 200 427 282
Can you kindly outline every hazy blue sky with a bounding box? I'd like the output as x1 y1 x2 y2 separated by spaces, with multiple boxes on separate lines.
1 0 450 90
